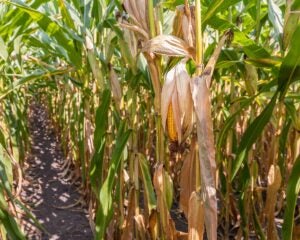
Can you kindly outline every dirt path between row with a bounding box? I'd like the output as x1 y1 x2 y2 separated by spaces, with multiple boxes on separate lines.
21 105 93 240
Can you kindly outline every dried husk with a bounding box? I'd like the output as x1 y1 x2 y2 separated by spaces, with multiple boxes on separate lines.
142 35 195 59
123 0 149 34
161 61 194 143
179 137 197 218
244 63 258 96
173 5 196 48
109 66 122 105
121 0 150 44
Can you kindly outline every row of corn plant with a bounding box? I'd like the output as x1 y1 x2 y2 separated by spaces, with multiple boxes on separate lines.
0 0 299 239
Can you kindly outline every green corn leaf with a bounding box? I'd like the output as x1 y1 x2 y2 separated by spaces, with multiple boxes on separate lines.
252 199 266 240
58 0 75 30
0 37 8 60
278 119 292 177
95 121 131 240
0 209 25 240
0 129 6 149
162 0 184 10
94 89 111 148
278 25 300 99
8 0 82 68
217 97 253 153
164 171 173 210
282 155 300 240
203 0 242 28
268 0 283 46
285 101 300 131
233 31 271 59
231 93 278 181
90 90 111 196
0 69 70 100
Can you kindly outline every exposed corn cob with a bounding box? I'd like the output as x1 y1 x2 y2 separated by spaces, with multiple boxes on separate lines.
167 103 178 142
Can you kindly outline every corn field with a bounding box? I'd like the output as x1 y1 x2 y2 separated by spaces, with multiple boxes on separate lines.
0 0 299 239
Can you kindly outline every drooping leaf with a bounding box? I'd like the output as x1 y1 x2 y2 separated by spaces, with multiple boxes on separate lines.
282 155 300 240
233 31 271 59
231 93 278 180
203 0 242 28
188 192 205 240
191 76 217 240
94 89 111 149
0 69 70 100
278 25 300 99
90 90 111 196
8 1 82 67
95 121 131 239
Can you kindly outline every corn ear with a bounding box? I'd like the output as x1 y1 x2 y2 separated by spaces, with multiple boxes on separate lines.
167 103 178 142
162 60 193 143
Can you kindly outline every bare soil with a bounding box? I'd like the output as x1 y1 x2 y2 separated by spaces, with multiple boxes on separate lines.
21 105 93 240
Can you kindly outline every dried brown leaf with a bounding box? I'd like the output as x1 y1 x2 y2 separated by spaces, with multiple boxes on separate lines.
149 210 159 240
135 0 148 32
153 164 168 234
144 54 161 111
177 231 188 240
181 10 195 47
265 165 281 240
179 137 197 218
188 192 205 240
153 164 174 238
173 5 196 48
121 187 135 240
244 63 258 96
202 32 229 87
191 76 217 240
293 224 300 240
134 214 147 239
168 217 178 240
123 0 148 33
109 66 122 105
119 22 149 40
